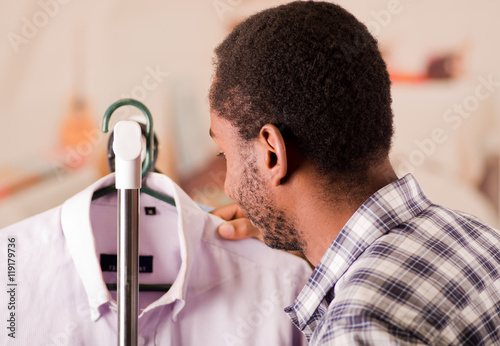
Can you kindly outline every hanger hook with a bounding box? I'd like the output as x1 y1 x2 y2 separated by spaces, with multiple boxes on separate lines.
102 98 154 178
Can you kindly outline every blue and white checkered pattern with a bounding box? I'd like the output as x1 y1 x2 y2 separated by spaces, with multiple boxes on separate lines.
285 174 500 345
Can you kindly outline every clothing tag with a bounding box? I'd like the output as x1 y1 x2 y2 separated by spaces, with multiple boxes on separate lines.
100 254 153 273
145 207 156 215
139 255 153 273
100 254 117 272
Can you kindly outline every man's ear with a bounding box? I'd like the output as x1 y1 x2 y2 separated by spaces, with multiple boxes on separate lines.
257 124 287 187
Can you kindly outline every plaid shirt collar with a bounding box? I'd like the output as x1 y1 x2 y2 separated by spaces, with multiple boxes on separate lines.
285 174 432 338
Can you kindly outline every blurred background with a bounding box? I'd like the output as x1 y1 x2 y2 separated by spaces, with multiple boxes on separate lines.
0 0 499 228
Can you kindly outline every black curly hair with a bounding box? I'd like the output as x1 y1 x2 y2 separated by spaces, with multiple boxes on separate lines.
210 1 393 180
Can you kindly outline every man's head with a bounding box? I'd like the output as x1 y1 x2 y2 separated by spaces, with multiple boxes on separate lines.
210 1 393 178
209 1 394 252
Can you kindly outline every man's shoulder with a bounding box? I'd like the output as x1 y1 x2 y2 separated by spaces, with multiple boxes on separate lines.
340 202 500 291
327 203 500 340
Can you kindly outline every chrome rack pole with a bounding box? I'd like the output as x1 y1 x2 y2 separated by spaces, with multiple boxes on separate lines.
118 189 139 345
113 121 143 346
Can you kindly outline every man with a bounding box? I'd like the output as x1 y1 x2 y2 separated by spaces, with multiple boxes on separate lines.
208 1 500 345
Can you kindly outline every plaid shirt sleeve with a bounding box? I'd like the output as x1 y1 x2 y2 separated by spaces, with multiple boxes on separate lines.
285 174 500 345
313 311 428 346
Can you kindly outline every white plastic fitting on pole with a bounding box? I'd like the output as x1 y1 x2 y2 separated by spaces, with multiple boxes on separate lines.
113 121 143 189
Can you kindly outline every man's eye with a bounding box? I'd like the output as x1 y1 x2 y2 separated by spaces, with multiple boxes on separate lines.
217 152 226 160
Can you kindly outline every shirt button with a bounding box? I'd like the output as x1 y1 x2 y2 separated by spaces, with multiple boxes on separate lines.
138 335 146 346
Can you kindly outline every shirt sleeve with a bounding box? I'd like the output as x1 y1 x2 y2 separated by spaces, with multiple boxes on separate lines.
309 312 428 346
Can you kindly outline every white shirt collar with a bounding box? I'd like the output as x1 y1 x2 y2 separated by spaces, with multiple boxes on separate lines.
61 172 214 321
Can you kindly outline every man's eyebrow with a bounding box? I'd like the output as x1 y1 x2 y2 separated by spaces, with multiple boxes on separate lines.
209 128 216 138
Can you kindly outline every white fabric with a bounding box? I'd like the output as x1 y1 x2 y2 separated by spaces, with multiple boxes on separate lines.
0 173 311 345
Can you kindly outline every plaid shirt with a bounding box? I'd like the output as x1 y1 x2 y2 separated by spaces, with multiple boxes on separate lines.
285 174 500 345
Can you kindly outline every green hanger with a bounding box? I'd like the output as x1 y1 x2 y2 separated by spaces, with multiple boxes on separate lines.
92 98 175 207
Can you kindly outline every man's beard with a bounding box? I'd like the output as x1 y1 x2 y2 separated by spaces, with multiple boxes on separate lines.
234 159 305 253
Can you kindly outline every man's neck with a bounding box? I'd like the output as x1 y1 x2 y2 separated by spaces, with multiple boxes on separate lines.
284 158 398 267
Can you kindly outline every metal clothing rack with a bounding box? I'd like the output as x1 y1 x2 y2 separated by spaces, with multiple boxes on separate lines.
100 99 156 346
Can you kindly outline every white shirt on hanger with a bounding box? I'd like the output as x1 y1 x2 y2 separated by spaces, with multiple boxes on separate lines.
0 173 311 345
